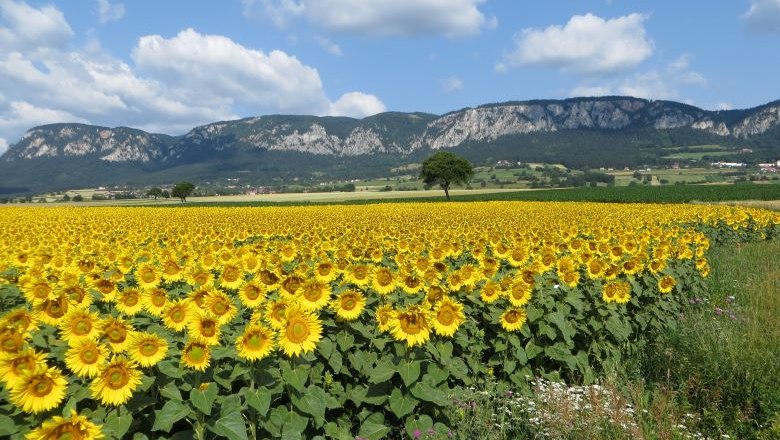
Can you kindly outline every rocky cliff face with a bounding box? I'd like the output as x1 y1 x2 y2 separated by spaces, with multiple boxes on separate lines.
3 97 780 163
4 124 173 163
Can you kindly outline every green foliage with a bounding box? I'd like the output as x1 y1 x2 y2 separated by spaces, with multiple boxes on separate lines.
147 187 163 199
171 182 195 202
419 151 474 200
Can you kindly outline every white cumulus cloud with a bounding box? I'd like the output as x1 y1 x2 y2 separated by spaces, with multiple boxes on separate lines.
0 2 385 148
243 0 492 37
97 0 125 24
742 0 780 33
569 55 707 101
0 0 73 50
502 13 653 75
328 92 386 118
441 75 464 93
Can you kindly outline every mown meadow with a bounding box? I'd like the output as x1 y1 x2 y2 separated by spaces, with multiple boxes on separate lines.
0 202 777 439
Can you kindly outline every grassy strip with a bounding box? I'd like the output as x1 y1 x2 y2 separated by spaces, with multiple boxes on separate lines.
442 239 780 440
155 183 780 208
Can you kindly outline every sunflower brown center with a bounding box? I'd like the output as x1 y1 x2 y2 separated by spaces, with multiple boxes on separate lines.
353 267 368 280
169 307 186 323
377 271 392 286
80 347 98 364
140 269 155 283
317 264 332 276
12 356 35 375
164 262 180 275
437 307 455 326
272 305 287 321
106 366 130 389
505 311 520 324
1 332 23 353
123 292 139 307
222 267 240 283
45 297 68 319
33 283 51 299
245 286 261 301
399 314 423 335
246 332 266 350
341 295 357 311
151 291 166 307
186 345 206 363
211 300 228 316
140 342 159 357
286 318 309 344
200 320 217 337
105 324 126 343
31 376 54 397
51 424 82 440
303 287 322 302
74 318 92 336
97 280 114 294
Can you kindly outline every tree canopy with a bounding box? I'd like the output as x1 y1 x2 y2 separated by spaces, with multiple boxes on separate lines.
147 187 162 200
171 182 195 202
419 151 474 200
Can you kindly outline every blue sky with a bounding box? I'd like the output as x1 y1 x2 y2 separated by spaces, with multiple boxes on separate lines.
1 0 779 153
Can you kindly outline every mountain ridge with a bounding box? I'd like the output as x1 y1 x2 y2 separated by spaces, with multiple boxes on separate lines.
2 96 779 194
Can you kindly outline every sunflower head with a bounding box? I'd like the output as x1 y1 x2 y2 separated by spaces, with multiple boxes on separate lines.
128 332 168 367
332 290 366 321
375 305 395 333
298 280 331 311
500 308 527 332
10 365 67 414
238 280 266 309
90 356 142 406
181 340 211 372
162 299 192 332
390 304 432 347
235 323 276 361
59 309 101 344
279 306 322 357
25 410 105 440
432 297 465 337
0 347 47 388
65 340 108 379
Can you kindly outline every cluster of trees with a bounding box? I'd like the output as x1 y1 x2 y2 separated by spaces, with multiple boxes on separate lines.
147 182 195 202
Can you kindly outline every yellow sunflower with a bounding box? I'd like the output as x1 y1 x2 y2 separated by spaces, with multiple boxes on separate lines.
187 312 222 346
559 270 580 288
90 356 142 406
159 258 184 282
658 275 676 294
204 290 238 325
237 280 266 309
432 297 465 337
100 317 136 353
371 267 396 295
281 274 305 299
264 299 288 330
218 262 245 290
399 270 425 295
480 280 502 304
314 261 338 283
162 299 193 332
298 280 331 311
32 294 70 327
602 281 631 304
143 288 169 316
235 323 276 361
59 309 101 344
390 304 432 347
332 289 366 321
425 285 446 304
65 340 108 379
25 410 105 440
0 308 38 333
10 365 67 414
506 279 533 307
185 265 214 288
499 308 527 332
134 263 160 289
344 264 372 287
0 326 28 356
278 306 322 357
127 332 168 367
0 347 47 388
115 288 144 316
375 304 395 333
181 340 211 372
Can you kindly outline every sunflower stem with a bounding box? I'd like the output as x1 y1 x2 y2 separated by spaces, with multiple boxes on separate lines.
248 361 257 440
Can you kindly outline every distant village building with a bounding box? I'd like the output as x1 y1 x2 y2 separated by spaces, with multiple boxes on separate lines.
711 161 746 168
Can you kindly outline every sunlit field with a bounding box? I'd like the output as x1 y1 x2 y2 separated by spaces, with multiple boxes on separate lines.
0 202 777 439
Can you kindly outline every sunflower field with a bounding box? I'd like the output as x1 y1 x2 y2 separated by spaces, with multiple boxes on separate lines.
0 202 777 439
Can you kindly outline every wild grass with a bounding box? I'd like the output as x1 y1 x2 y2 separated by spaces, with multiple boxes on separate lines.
443 239 780 440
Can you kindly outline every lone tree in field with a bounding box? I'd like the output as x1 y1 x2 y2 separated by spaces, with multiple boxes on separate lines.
147 187 162 200
171 182 195 203
419 151 474 200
